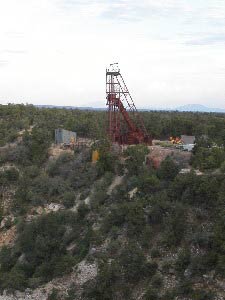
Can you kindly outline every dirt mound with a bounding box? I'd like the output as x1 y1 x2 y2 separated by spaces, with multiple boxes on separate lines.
0 226 16 247
48 144 73 159
147 145 191 168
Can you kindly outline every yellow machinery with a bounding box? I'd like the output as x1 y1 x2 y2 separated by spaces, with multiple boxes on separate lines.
92 150 99 163
169 136 182 145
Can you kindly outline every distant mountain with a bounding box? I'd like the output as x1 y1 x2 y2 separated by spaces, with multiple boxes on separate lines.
175 104 225 113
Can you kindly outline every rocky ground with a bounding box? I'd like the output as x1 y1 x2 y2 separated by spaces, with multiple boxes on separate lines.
0 260 97 300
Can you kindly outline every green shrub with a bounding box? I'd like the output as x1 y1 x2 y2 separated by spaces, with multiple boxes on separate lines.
140 226 153 248
175 248 191 274
161 289 176 300
144 287 159 300
151 273 163 288
0 211 91 290
190 254 213 276
139 174 161 194
192 289 215 300
53 255 75 277
1 267 27 291
192 147 225 171
150 248 160 258
80 189 90 200
163 203 187 247
77 203 90 219
118 243 148 282
24 165 40 178
0 246 15 272
147 193 170 225
0 167 19 185
161 260 174 274
97 145 118 175
48 288 59 300
65 286 77 300
62 191 76 208
177 279 193 296
47 153 73 177
211 215 225 275
107 240 121 256
220 161 225 173
157 156 179 181
3 168 19 182
124 145 149 176
146 261 158 277
82 262 118 300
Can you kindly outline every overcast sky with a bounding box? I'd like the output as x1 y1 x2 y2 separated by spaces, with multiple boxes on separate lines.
0 0 225 108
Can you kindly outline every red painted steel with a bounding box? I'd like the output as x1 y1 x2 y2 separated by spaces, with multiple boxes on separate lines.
106 63 152 145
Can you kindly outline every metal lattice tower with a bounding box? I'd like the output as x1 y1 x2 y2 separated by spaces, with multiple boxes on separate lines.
106 63 152 145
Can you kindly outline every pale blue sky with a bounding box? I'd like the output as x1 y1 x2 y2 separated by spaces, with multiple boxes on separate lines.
0 0 224 108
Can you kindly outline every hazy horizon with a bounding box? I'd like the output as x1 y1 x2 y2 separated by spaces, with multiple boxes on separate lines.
1 103 224 112
0 1 225 109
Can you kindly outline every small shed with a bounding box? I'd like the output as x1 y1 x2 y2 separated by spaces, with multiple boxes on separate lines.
180 135 195 152
181 135 195 145
55 129 77 145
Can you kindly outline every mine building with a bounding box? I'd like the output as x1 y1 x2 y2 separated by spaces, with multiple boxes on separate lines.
55 128 77 147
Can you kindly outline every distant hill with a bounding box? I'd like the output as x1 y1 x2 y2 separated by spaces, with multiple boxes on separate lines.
175 104 225 113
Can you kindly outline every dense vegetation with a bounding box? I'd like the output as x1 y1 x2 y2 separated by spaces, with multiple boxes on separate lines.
1 103 225 145
0 104 225 299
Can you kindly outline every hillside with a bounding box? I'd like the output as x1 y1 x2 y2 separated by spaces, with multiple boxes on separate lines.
0 104 225 300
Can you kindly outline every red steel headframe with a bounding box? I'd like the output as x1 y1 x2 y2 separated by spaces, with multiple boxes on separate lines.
106 63 152 145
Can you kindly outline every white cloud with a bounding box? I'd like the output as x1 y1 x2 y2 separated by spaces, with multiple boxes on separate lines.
0 0 224 108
